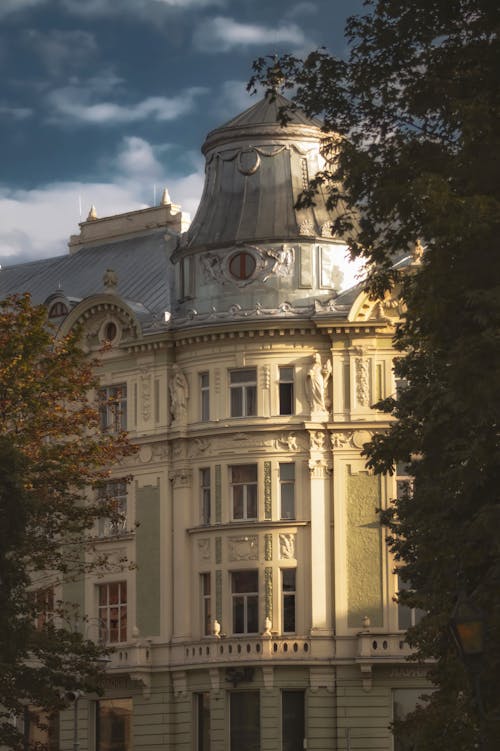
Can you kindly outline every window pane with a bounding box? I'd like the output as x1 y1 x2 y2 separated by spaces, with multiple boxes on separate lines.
231 388 243 417
97 699 132 751
230 369 256 384
246 386 257 416
233 596 245 633
232 570 258 593
230 692 260 751
247 595 259 633
233 487 244 519
282 692 304 751
246 485 257 518
231 465 257 483
195 693 210 751
280 464 295 481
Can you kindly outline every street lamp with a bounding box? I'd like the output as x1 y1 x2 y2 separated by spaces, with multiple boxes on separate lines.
450 592 484 665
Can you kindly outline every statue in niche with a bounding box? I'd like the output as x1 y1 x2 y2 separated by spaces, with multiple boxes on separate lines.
169 364 189 424
307 353 332 413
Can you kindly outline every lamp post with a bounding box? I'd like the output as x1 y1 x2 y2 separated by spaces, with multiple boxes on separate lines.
450 593 499 750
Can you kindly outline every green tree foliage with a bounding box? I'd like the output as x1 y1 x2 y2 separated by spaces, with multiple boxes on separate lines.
250 1 500 747
0 294 135 749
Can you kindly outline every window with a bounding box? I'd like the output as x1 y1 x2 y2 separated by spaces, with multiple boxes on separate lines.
282 569 296 633
200 468 211 525
393 689 424 751
282 691 304 751
230 465 257 520
232 570 259 634
96 698 132 751
229 251 256 280
201 573 211 636
24 709 59 751
279 463 295 520
397 574 425 630
230 692 260 751
195 693 210 751
98 384 127 432
279 367 294 415
200 372 210 421
396 462 412 501
48 301 68 318
34 586 55 630
230 369 256 417
98 582 127 643
97 480 127 537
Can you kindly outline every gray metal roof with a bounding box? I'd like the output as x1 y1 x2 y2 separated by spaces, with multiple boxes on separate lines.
0 230 172 316
179 94 339 254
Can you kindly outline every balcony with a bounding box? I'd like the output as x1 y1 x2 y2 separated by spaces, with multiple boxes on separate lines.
356 631 419 691
179 635 317 667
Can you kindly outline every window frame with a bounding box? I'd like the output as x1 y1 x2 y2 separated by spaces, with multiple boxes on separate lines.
98 384 127 433
278 366 294 415
201 573 212 637
279 463 295 520
229 369 257 418
200 467 211 525
231 570 259 635
230 464 258 521
200 372 210 422
97 479 128 537
97 581 128 644
282 569 296 634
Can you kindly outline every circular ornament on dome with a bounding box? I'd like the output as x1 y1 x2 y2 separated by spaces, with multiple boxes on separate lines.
228 251 256 280
237 148 261 176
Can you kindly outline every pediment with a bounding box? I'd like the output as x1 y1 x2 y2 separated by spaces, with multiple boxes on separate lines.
58 294 141 350
348 286 405 324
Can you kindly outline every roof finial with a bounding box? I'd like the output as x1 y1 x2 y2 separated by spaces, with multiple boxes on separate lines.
411 238 425 265
161 187 171 206
87 204 98 221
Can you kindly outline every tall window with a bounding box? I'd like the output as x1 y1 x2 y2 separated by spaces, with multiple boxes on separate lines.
34 586 55 630
279 367 294 415
230 692 260 751
98 582 127 643
96 698 132 751
194 693 210 751
232 570 259 634
200 468 211 525
279 463 295 520
98 384 127 432
230 465 257 520
24 709 59 751
282 569 296 633
230 369 256 417
97 480 127 537
201 573 211 636
200 372 210 421
397 574 425 630
282 691 304 751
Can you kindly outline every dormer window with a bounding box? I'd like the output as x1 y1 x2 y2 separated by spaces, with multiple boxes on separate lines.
48 301 68 318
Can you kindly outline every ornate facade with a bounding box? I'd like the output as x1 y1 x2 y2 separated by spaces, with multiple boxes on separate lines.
0 94 429 750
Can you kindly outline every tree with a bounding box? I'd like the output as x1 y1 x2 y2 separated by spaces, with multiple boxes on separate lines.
0 294 135 749
250 1 500 748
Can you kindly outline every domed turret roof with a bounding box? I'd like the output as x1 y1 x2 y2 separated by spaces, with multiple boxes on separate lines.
175 94 339 255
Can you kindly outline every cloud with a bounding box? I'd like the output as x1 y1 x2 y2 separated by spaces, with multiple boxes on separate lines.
23 28 98 77
211 80 254 121
59 0 225 18
285 2 318 20
0 136 204 266
0 104 33 120
192 16 309 53
47 84 207 125
0 0 46 19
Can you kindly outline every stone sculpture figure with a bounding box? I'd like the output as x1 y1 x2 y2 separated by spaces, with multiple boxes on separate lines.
307 353 332 414
169 364 189 424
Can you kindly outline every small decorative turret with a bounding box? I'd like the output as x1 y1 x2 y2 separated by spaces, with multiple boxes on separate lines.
160 187 172 206
87 204 98 221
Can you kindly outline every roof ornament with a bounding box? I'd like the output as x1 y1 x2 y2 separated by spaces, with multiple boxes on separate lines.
103 268 118 293
87 204 98 221
160 187 171 206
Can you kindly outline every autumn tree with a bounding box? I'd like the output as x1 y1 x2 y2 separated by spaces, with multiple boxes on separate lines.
0 293 135 749
250 1 500 748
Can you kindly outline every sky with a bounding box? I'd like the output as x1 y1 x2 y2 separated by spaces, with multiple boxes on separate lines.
0 0 365 268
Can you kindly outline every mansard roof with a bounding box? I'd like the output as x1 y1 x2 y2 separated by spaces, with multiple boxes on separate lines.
0 230 172 321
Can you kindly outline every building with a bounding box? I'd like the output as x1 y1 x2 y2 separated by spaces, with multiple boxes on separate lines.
0 94 430 750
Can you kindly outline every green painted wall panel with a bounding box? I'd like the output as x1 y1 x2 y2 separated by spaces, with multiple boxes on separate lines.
346 468 383 628
136 482 161 636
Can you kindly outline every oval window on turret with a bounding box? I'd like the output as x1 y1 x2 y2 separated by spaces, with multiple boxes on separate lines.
229 251 256 280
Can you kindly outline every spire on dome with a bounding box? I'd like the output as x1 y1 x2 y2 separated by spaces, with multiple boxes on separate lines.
87 205 98 221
